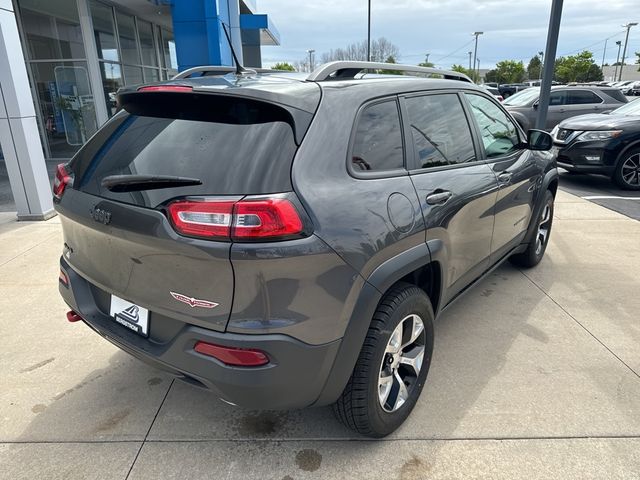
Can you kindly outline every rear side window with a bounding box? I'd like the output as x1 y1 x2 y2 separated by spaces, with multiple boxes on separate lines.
566 90 602 105
351 100 404 173
601 88 627 103
549 91 566 106
71 94 299 208
404 94 476 169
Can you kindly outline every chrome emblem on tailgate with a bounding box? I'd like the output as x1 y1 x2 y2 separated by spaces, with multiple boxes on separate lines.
170 291 219 309
90 207 112 225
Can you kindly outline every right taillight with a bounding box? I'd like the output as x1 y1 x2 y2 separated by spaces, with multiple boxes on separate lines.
53 163 72 200
166 197 305 242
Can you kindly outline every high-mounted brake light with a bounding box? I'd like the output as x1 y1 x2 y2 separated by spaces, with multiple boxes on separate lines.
137 85 193 93
194 341 269 367
53 163 72 200
166 198 305 241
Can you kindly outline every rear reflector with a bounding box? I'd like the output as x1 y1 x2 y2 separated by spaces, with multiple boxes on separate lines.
53 163 72 200
137 85 193 93
66 311 82 322
167 198 304 241
194 341 269 367
59 269 69 287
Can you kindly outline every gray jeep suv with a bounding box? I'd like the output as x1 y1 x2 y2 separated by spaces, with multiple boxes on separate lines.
54 61 558 437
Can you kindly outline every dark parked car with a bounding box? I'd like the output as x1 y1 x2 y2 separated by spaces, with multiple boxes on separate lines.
54 61 558 437
504 86 628 131
553 99 640 189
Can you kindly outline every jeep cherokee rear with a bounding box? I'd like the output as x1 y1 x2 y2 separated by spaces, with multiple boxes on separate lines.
55 62 558 437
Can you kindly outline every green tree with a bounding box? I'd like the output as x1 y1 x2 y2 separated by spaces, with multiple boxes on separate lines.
381 55 403 75
493 60 526 83
273 62 295 71
450 64 478 82
484 69 499 83
527 55 542 80
636 51 640 70
554 51 603 82
418 55 434 68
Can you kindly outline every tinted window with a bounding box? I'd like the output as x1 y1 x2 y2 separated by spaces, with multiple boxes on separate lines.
465 94 520 159
601 88 627 103
566 90 602 105
351 100 404 172
405 94 475 169
549 91 566 106
72 95 299 207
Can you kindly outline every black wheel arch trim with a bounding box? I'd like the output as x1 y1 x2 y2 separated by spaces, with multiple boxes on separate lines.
615 140 640 166
313 240 445 406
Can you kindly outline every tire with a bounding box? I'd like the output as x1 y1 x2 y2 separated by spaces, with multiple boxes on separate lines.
613 149 640 190
333 283 434 437
509 189 554 268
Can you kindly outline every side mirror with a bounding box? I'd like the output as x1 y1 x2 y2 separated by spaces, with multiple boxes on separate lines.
527 129 553 151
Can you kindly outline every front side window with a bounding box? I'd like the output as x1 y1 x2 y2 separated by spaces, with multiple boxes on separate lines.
351 100 404 173
404 94 476 168
465 94 520 159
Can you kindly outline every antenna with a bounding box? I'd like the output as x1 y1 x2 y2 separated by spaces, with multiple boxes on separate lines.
221 22 253 76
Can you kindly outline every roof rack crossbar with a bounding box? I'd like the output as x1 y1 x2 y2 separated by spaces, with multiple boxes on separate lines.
306 61 473 83
172 65 280 79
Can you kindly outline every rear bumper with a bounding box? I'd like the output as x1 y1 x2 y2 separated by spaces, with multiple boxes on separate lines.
59 258 341 409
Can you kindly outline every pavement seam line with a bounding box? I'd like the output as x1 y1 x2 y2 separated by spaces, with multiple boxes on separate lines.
518 268 640 381
124 378 175 480
0 230 60 267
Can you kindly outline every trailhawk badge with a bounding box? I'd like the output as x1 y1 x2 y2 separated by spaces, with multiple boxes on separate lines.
170 291 219 309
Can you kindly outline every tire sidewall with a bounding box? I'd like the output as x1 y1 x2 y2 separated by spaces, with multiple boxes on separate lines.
365 289 434 436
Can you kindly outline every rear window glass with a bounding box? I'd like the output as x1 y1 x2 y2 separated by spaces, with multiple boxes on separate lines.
601 88 627 103
71 94 298 207
565 90 602 105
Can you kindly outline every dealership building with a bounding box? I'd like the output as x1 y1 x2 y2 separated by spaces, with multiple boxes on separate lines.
0 0 279 219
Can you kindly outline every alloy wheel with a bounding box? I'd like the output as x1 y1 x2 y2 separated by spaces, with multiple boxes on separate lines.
535 201 553 256
621 153 640 187
378 314 426 413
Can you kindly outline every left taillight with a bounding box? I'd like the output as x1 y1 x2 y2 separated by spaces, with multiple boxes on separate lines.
166 197 306 242
53 163 72 200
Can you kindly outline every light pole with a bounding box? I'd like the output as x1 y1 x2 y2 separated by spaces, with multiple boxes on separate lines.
614 40 622 81
476 58 480 81
472 31 483 82
535 0 563 130
539 50 544 78
601 38 608 70
367 0 371 61
619 22 638 81
468 51 472 71
425 53 430 64
307 49 315 71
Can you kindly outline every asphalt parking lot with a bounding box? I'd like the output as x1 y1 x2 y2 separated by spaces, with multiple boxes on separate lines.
559 168 640 221
2 189 640 479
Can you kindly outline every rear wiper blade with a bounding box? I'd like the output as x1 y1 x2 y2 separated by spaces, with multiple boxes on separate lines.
102 174 202 192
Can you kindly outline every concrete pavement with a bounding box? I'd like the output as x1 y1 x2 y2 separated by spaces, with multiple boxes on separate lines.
2 190 640 479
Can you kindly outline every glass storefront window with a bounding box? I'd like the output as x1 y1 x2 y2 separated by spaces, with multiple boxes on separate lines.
116 12 140 66
90 1 118 62
99 62 123 117
143 68 160 83
160 28 178 71
123 65 143 86
31 62 98 158
20 0 85 60
138 20 158 67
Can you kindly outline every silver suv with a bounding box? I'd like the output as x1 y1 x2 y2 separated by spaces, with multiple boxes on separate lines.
503 86 628 131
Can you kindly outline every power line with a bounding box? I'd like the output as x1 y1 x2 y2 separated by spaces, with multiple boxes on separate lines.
558 30 624 56
432 39 475 63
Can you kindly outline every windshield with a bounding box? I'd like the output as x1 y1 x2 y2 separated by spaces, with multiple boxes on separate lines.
612 99 640 116
503 88 540 106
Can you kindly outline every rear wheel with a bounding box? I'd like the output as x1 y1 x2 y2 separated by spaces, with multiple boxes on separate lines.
613 149 640 190
509 189 554 268
333 283 434 437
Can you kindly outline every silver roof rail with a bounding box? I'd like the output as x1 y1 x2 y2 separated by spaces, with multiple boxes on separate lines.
172 65 280 79
306 61 473 83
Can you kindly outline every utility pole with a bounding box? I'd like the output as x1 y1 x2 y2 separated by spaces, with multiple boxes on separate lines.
472 32 483 83
307 49 315 71
468 51 472 71
425 53 430 64
614 40 622 81
619 22 638 81
367 0 371 61
601 38 608 70
535 0 563 130
476 58 480 82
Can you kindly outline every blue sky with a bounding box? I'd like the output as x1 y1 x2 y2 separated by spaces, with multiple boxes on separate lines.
259 0 640 69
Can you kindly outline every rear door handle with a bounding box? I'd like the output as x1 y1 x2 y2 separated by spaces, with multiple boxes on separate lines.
497 172 512 184
426 190 453 205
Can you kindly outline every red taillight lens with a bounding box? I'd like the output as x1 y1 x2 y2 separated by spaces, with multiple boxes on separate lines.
53 163 71 199
167 200 235 240
137 85 193 92
166 198 305 241
232 199 303 240
194 341 269 367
